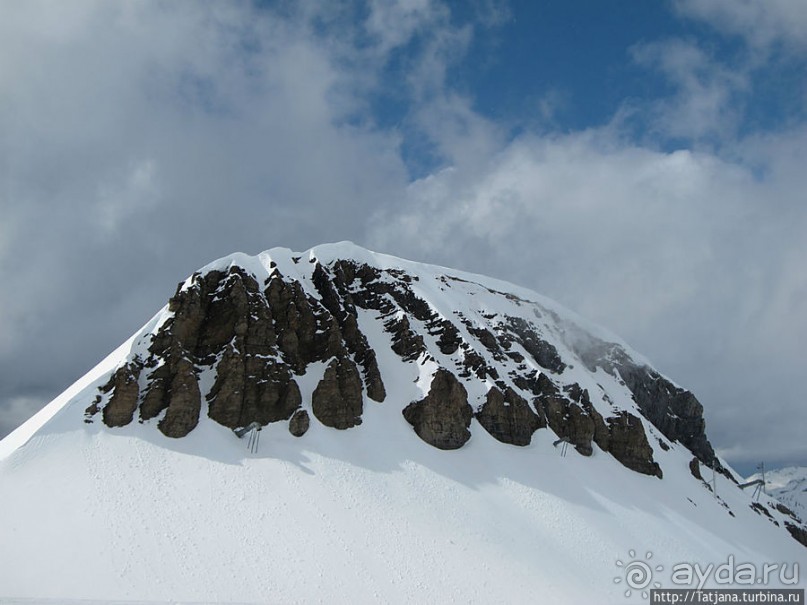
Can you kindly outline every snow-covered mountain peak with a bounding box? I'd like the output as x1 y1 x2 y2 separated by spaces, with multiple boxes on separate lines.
1 243 804 602
62 243 721 475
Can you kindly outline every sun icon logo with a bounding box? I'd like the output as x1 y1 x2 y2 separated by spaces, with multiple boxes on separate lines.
614 549 664 599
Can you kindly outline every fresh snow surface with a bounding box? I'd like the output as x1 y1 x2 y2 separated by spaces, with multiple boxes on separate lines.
0 243 804 604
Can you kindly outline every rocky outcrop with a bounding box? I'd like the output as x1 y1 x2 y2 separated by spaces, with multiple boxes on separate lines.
464 323 504 361
784 522 807 549
98 362 141 428
385 314 426 362
606 412 662 478
312 356 364 429
289 409 310 437
534 375 605 456
311 262 386 403
403 369 473 450
619 363 715 467
689 457 703 481
264 274 337 372
89 261 396 437
476 386 543 446
206 346 301 428
532 373 660 477
574 336 718 469
158 359 201 438
504 317 565 373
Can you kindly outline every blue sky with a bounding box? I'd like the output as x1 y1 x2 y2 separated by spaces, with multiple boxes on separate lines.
355 0 807 170
1 0 806 476
445 1 684 129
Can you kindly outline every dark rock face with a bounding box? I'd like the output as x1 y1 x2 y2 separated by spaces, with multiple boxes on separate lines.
689 457 703 481
158 359 201 438
772 503 807 549
289 409 310 437
465 324 502 359
206 347 301 428
534 375 605 456
98 362 141 428
575 337 718 470
476 386 543 446
91 260 405 437
403 369 473 450
312 357 364 429
531 374 661 477
606 412 663 478
773 502 800 522
385 315 426 362
784 523 807 549
619 364 715 467
311 262 386 403
504 317 565 373
264 276 323 373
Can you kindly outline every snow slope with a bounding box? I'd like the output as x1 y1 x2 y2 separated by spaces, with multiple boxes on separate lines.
0 242 804 603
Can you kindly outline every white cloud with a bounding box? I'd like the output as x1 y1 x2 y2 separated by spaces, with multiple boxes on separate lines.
630 38 748 141
411 92 507 170
373 131 747 333
365 0 447 56
675 0 807 52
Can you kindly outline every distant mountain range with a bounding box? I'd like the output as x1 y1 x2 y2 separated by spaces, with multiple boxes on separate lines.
748 466 807 515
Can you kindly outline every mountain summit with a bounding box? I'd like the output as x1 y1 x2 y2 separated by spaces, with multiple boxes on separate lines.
84 242 716 475
1 242 804 602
